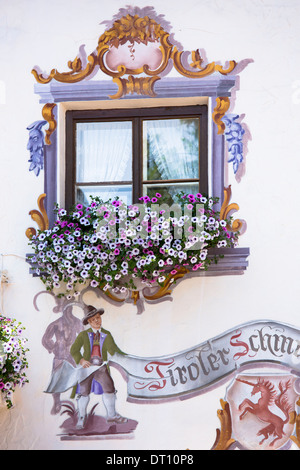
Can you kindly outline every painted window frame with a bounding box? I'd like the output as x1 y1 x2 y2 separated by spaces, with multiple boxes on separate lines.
28 76 249 276
36 75 235 226
65 104 208 208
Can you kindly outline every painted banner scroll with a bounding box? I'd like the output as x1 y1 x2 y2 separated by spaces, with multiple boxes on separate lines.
110 320 300 402
45 320 300 402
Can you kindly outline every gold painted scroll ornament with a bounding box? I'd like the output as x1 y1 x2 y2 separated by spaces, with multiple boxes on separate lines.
290 397 300 448
31 13 237 100
211 400 236 450
42 103 57 145
220 185 244 233
212 97 231 134
26 193 49 239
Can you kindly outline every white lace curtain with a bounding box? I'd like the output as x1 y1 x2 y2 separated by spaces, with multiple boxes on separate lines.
144 118 199 181
76 121 132 183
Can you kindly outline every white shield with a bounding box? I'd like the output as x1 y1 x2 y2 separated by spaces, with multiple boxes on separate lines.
226 373 299 450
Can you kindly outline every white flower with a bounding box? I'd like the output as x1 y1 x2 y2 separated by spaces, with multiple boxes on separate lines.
80 270 89 278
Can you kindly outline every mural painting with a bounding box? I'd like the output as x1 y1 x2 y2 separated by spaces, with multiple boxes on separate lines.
35 287 300 448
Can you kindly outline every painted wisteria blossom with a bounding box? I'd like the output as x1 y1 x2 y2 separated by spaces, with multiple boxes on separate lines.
0 316 29 408
29 192 239 297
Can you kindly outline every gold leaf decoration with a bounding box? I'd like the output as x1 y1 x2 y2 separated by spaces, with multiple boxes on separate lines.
31 13 237 100
220 186 244 233
212 97 231 134
26 193 49 239
211 400 236 450
42 103 57 145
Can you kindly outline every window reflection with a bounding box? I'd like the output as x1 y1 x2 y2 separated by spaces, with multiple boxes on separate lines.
143 118 200 181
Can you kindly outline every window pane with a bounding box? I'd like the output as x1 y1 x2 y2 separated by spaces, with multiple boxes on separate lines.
76 121 132 183
144 182 199 205
76 185 132 206
143 118 199 181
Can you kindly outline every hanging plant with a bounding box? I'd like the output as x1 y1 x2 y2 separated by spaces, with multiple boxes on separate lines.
0 316 29 408
28 192 239 298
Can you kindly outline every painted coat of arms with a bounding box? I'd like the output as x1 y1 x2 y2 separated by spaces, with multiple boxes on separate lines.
226 374 299 450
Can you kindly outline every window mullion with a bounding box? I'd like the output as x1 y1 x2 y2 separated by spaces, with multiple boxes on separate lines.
132 117 142 203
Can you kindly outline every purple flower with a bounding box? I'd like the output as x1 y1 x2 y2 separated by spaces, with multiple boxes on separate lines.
112 200 121 207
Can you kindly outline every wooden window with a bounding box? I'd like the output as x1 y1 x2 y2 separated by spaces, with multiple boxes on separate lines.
65 105 208 208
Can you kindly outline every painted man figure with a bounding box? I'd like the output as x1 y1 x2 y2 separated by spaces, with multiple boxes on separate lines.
70 304 127 429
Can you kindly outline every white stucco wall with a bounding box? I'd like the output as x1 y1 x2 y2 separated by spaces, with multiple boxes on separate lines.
1 0 300 450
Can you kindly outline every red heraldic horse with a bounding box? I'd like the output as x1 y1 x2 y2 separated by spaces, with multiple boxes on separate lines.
237 378 293 446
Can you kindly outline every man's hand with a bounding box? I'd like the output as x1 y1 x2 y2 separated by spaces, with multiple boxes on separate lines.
79 358 91 368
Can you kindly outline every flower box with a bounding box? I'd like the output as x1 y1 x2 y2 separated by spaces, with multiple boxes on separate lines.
27 192 249 303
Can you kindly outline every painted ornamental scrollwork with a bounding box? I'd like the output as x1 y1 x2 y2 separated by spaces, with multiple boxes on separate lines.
27 120 47 176
27 8 249 312
25 193 49 239
223 114 245 174
220 186 245 234
31 13 237 99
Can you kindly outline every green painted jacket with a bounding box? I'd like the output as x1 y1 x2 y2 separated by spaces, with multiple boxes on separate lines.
69 327 125 398
70 327 124 364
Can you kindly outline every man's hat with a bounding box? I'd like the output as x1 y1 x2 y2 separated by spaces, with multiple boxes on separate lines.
82 304 104 325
